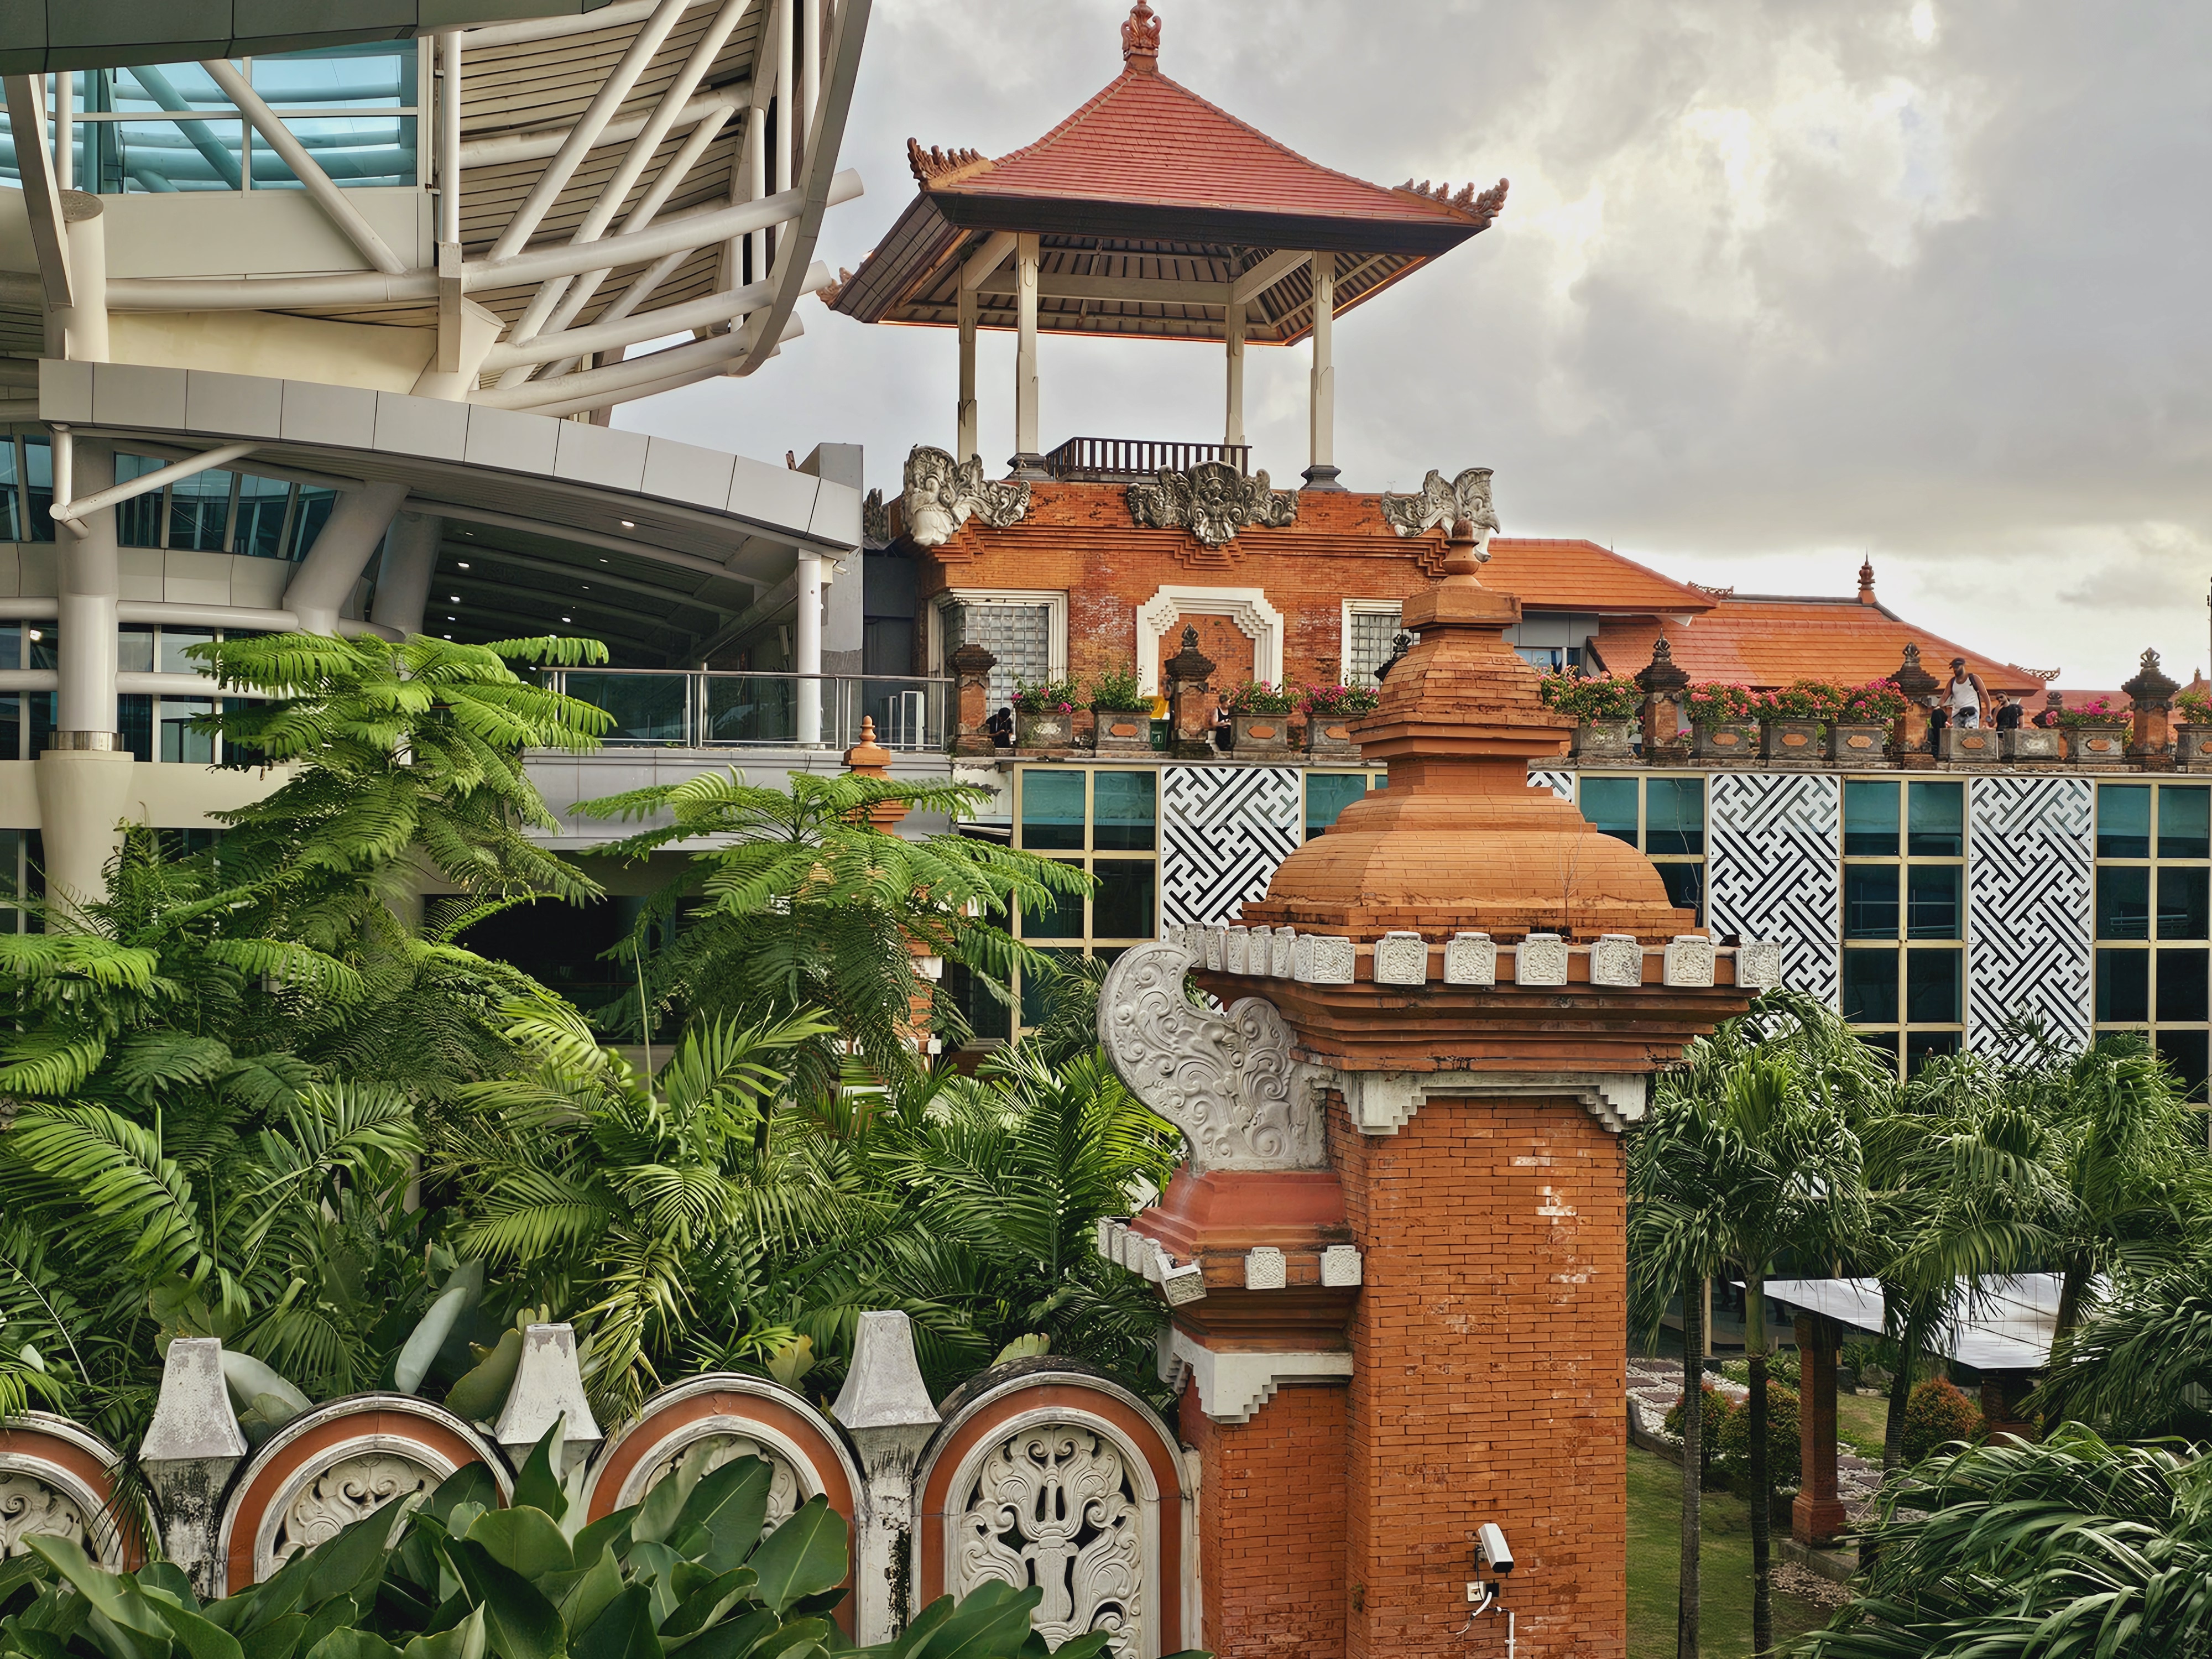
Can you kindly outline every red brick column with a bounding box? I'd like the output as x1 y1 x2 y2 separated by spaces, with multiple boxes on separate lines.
1792 1314 1846 1546
949 640 996 755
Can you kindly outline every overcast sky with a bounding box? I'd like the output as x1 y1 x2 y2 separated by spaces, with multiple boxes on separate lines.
615 0 2212 691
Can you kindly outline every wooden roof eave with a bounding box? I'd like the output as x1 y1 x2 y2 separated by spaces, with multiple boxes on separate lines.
926 189 1482 258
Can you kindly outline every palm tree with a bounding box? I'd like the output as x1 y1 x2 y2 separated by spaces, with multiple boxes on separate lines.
1631 990 1879 1657
570 769 1091 1092
2028 1241 2212 1439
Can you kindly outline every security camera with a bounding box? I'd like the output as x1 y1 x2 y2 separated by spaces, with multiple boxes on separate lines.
1477 1524 1514 1576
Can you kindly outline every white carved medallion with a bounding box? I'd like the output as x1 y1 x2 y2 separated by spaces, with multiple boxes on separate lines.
268 1453 437 1572
0 1473 89 1559
956 1426 1143 1658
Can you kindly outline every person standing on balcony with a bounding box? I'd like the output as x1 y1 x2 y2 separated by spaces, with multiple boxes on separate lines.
1993 690 2023 731
1945 657 1989 729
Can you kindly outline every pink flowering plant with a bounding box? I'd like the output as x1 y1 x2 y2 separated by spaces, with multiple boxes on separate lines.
1011 676 1081 713
1837 679 1910 723
1538 670 1640 722
1684 682 1761 726
2053 695 2126 729
1752 679 1847 724
2176 688 2212 724
1224 679 1301 716
1302 682 1381 718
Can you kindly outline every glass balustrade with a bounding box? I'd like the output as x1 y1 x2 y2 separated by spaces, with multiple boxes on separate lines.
545 670 953 752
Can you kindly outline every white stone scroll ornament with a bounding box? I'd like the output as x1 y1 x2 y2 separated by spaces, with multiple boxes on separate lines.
956 1426 1142 1658
268 1454 436 1571
0 1473 89 1559
1096 938 1325 1172
1125 461 1297 548
1378 466 1500 558
901 446 1031 549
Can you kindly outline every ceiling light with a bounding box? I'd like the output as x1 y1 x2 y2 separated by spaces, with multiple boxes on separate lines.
456 561 471 570
619 519 635 529
580 584 590 590
443 634 452 640
598 557 608 564
561 615 573 623
449 594 462 602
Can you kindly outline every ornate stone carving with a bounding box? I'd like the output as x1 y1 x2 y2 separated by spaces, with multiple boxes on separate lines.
1242 1248 1286 1290
1396 176 1510 229
1373 931 1428 986
1378 467 1499 556
862 487 890 546
901 446 1030 549
1320 1245 1364 1287
1126 462 1297 547
955 1426 1142 1657
639 1437 804 1534
1738 940 1783 990
1515 933 1569 987
2125 647 2179 711
906 140 986 186
1224 926 1249 974
1664 935 1715 987
1097 939 1326 1172
268 1454 436 1570
1443 931 1496 986
1268 927 1295 977
0 1473 88 1559
1295 935 1355 985
1589 934 1644 988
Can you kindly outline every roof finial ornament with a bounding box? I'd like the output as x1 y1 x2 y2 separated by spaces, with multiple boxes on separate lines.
1123 1 1161 69
1858 557 1876 605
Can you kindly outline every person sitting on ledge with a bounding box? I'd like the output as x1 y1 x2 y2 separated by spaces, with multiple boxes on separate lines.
986 705 1014 749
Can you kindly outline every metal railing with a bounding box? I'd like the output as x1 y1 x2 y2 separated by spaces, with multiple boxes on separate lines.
1040 437 1252 482
545 669 953 751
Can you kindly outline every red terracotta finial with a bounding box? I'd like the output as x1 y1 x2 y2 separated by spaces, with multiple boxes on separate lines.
1858 557 1876 606
1122 1 1161 69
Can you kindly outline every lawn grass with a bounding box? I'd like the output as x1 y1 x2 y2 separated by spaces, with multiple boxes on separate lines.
1835 1389 1889 1462
1627 1445 1834 1657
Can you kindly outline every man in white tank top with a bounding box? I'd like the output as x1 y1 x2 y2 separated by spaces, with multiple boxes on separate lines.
1945 657 1989 729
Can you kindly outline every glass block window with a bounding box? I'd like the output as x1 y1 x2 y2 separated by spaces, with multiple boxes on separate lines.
1574 774 1706 922
1347 608 1402 687
2095 782 2209 1098
942 598 1052 711
1842 779 1966 1072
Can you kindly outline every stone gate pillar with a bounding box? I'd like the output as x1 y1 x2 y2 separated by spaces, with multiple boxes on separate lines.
1098 516 1760 1659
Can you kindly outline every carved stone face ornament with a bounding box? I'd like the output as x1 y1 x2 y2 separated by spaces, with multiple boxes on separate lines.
1126 462 1298 549
1379 466 1499 558
901 446 1032 550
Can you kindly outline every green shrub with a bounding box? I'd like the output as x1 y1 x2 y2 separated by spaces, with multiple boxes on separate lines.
1715 1380 1801 1490
1901 1374 1985 1464
1086 669 1150 713
1223 680 1300 715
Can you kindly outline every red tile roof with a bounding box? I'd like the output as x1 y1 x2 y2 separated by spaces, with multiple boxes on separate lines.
1483 538 1717 618
1591 596 2048 698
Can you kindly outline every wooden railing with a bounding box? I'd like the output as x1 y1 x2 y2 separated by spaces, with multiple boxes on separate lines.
1040 436 1253 482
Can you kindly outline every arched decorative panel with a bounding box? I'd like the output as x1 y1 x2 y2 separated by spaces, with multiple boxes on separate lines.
217 1396 510 1594
0 1413 140 1570
915 1370 1193 1659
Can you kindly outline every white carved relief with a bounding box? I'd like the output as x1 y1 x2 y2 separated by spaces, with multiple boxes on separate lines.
1376 467 1500 558
956 1426 1143 1658
1664 936 1716 987
1126 462 1296 547
1444 931 1496 985
1589 934 1644 987
638 1436 804 1533
1097 940 1326 1172
1224 926 1249 974
1320 1246 1364 1287
1373 931 1428 986
267 1454 436 1572
0 1472 88 1559
1269 928 1295 978
902 446 1031 549
1201 927 1223 972
1515 933 1570 987
1738 940 1783 989
1298 936 1355 985
1242 1248 1286 1290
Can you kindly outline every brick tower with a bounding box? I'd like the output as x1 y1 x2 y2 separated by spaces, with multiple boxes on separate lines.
1096 499 1770 1658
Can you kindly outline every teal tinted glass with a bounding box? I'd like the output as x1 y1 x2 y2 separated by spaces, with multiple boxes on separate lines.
168 469 233 551
2160 787 2210 859
1579 776 1638 844
287 487 338 559
1093 860 1155 938
1843 780 1898 857
1092 770 1155 851
1019 863 1084 940
1645 776 1704 855
113 454 164 547
233 476 291 559
1841 948 1898 1024
1906 948 1961 1023
1305 773 1368 838
2100 786 2152 858
1907 865 1963 940
1907 782 1964 857
1019 771 1086 851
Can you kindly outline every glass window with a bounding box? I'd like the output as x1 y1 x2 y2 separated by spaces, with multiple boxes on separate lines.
1657 863 1704 915
2156 949 2208 1023
943 599 1051 711
0 692 17 761
1646 777 1704 855
0 624 18 671
1305 773 1370 839
2157 1030 2209 1099
1844 779 1900 857
1019 771 1086 852
1905 1031 1962 1067
158 700 216 764
1845 865 1900 939
2100 785 2152 859
118 694 154 762
2159 867 2209 940
1092 770 1156 851
1580 776 1637 846
24 625 55 670
1019 863 1084 940
2161 787 2211 860
112 454 165 547
233 475 293 559
19 437 54 540
1842 948 1900 1024
1906 948 1960 1023
0 437 19 541
287 486 339 559
1907 782 1964 857
1093 860 1155 938
158 630 216 675
1348 608 1402 686
2096 949 2150 1022
2098 867 2151 940
1907 865 1963 940
117 627 155 673
168 468 234 552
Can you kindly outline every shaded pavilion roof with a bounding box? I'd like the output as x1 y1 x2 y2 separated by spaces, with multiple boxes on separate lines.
827 2 1502 346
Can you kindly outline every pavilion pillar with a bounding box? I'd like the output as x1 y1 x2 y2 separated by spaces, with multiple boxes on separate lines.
956 283 979 465
1224 299 1246 451
1303 251 1342 490
1791 1313 1847 1547
1009 232 1046 478
795 550 826 744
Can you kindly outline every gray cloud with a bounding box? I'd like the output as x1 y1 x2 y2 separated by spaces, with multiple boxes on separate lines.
616 0 2212 688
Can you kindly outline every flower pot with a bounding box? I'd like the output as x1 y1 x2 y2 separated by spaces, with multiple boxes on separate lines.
1828 722 1889 764
1091 710 1154 754
1761 719 1824 762
1307 716 1362 757
1571 718 1637 764
2004 727 2065 762
1229 713 1293 755
1692 720 1759 762
1938 725 2002 763
2067 724 2128 764
1015 707 1073 750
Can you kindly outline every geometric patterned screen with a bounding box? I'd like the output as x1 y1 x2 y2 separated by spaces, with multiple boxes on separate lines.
1530 769 1575 802
1966 774 2093 1057
1160 765 1301 927
1707 771 1843 1006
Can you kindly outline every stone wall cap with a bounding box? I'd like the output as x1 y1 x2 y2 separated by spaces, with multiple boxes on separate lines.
831 1310 942 1430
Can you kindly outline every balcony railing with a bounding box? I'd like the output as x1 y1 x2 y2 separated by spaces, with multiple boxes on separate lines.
545 670 953 751
1040 437 1252 483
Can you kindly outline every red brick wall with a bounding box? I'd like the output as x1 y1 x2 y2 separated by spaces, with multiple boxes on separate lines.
1161 613 1259 688
1329 1095 1629 1659
1181 1381 1349 1659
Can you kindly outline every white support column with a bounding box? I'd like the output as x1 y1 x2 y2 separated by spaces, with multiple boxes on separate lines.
53 69 71 191
371 512 442 637
1010 231 1044 477
438 32 463 248
1223 298 1245 450
1303 251 1342 491
56 191 106 362
284 483 409 634
794 550 825 744
200 59 406 275
38 439 132 917
956 283 978 463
